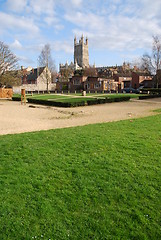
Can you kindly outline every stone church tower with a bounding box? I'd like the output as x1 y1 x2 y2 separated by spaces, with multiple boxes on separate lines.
74 35 89 68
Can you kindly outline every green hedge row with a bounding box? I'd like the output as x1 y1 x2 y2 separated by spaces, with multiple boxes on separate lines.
27 98 86 107
12 97 21 101
141 88 161 94
12 96 131 107
139 94 161 100
87 96 130 105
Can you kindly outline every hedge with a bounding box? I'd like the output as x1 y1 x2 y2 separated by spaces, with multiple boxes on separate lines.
87 96 130 105
140 88 161 94
12 96 21 101
139 94 161 100
27 98 86 108
12 96 131 107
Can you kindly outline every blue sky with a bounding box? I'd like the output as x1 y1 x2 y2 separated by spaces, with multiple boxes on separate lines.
0 0 161 71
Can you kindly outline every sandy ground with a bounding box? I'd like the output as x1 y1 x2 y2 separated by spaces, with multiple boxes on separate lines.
0 98 161 135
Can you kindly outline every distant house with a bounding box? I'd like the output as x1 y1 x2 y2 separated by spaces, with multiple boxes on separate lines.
153 69 161 88
113 73 132 89
69 75 87 91
67 75 118 92
131 72 153 89
13 66 56 93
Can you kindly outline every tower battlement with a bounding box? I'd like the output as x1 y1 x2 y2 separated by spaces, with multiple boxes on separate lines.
74 35 88 46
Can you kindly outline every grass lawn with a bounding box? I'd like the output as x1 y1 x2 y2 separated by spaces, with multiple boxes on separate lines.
70 93 142 99
13 93 141 101
153 108 161 113
0 114 161 239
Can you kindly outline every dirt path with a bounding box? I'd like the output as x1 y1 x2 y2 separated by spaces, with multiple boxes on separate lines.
0 98 161 135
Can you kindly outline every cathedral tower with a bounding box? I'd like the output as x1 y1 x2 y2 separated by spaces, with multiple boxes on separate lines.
74 35 89 68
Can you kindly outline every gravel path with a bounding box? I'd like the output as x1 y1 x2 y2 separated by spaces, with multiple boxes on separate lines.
0 98 161 135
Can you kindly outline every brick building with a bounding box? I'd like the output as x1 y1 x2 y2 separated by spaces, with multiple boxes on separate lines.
131 72 153 89
113 73 132 89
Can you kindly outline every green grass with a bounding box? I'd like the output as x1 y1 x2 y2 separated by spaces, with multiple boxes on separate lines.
51 97 96 103
0 115 161 239
13 93 141 101
30 94 70 100
153 108 161 113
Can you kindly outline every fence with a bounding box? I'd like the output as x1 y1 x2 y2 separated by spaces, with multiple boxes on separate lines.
0 88 13 98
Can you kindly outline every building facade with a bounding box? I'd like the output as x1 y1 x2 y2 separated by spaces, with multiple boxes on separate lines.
13 66 56 93
131 72 152 89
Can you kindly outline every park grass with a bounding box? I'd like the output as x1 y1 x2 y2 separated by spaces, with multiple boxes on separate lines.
153 108 161 113
13 93 141 101
0 114 161 239
13 93 132 106
71 93 141 99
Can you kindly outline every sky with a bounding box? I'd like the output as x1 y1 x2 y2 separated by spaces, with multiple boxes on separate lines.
0 0 161 71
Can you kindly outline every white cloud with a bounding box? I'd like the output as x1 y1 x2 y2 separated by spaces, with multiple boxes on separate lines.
65 11 106 30
29 0 55 16
5 0 60 28
0 11 39 36
64 0 161 52
52 41 73 54
70 0 82 7
18 55 35 65
6 0 28 12
10 39 22 50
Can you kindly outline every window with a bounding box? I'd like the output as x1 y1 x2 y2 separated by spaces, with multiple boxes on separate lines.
74 79 80 85
94 83 99 88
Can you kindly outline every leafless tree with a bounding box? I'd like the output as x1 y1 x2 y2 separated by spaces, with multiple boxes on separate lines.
38 44 56 92
60 68 73 81
141 36 161 88
83 66 98 77
0 41 20 87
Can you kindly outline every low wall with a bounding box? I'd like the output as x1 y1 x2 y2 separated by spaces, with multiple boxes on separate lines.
13 83 56 94
0 88 13 98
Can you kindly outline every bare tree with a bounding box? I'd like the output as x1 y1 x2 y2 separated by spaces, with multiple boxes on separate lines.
38 44 56 92
60 68 73 81
0 41 20 87
141 36 161 88
83 66 98 77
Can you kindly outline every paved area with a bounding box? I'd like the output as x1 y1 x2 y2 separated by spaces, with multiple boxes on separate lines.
0 98 161 135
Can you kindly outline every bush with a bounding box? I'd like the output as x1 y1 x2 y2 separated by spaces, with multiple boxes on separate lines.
27 98 86 108
141 88 161 94
12 96 21 101
12 95 131 108
87 99 99 105
139 94 161 100
87 96 130 105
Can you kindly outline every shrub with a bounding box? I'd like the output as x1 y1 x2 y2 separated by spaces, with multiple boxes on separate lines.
12 95 131 107
139 94 161 100
87 99 99 105
141 88 161 94
12 96 21 101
